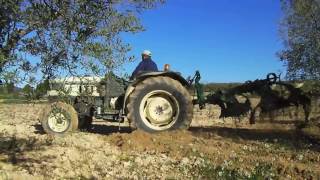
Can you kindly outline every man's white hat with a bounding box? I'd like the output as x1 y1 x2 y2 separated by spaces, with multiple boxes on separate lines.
142 50 152 56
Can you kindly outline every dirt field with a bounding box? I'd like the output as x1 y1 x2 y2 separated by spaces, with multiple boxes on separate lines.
0 103 320 179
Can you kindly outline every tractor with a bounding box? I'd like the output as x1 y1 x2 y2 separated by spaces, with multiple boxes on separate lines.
41 70 311 136
41 71 194 135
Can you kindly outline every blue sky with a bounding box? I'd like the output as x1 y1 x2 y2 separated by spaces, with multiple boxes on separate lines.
123 0 285 83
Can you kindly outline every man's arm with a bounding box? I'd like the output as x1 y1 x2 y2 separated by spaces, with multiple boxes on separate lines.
131 61 145 79
152 61 158 71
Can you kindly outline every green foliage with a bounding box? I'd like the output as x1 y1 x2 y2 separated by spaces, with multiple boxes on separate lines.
0 92 28 104
20 79 50 100
0 70 19 84
0 0 22 65
0 69 20 93
0 0 164 78
279 0 320 80
192 161 277 179
22 84 34 99
297 80 320 95
35 79 50 99
204 83 243 92
6 82 14 93
0 81 16 94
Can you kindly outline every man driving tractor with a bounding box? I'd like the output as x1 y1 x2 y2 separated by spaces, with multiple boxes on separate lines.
131 50 158 79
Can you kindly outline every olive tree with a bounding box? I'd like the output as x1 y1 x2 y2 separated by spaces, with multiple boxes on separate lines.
0 0 164 79
279 0 320 80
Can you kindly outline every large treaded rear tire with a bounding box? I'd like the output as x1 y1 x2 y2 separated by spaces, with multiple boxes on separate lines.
127 76 193 133
41 102 78 136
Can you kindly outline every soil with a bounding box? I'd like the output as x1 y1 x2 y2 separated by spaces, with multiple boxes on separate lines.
0 103 320 179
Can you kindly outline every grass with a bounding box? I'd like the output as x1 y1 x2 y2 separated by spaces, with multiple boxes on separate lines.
0 93 28 104
174 148 279 179
0 93 47 104
190 159 277 180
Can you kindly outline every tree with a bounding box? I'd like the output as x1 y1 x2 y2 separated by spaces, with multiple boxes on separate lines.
35 78 49 99
279 0 320 80
6 82 15 93
0 0 164 78
0 70 18 93
22 84 34 99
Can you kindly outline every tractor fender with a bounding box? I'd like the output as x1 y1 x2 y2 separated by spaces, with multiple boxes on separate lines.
122 71 190 114
132 71 190 87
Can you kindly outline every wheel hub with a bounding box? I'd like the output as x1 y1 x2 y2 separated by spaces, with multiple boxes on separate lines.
139 90 180 131
145 96 174 125
47 112 70 133
155 106 164 115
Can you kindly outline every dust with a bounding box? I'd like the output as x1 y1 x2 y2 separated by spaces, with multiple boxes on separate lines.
108 130 196 158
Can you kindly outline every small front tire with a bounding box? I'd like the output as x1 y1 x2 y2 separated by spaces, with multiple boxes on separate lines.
41 102 78 136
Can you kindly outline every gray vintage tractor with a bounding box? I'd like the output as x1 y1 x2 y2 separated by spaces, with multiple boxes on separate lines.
41 71 194 135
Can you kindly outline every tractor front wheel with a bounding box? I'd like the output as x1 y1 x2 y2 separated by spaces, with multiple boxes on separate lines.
41 102 78 136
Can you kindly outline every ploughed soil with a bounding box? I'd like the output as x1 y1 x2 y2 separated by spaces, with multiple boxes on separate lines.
0 103 320 179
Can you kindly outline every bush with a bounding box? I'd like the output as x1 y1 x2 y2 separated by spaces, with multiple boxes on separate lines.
5 82 15 93
204 83 243 92
22 84 34 99
34 79 50 99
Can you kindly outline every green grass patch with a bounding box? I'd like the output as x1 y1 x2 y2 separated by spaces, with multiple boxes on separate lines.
0 93 29 104
193 162 277 180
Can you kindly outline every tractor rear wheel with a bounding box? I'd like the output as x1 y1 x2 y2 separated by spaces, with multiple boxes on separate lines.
41 102 78 135
127 76 193 132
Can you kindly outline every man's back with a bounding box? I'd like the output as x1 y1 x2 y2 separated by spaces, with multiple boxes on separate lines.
131 58 158 78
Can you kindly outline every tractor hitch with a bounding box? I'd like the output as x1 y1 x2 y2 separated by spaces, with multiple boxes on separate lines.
188 70 206 109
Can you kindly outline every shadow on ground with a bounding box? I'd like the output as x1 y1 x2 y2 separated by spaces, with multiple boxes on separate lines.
88 124 132 135
32 122 132 135
190 126 320 152
0 136 54 165
33 124 46 135
32 120 319 152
